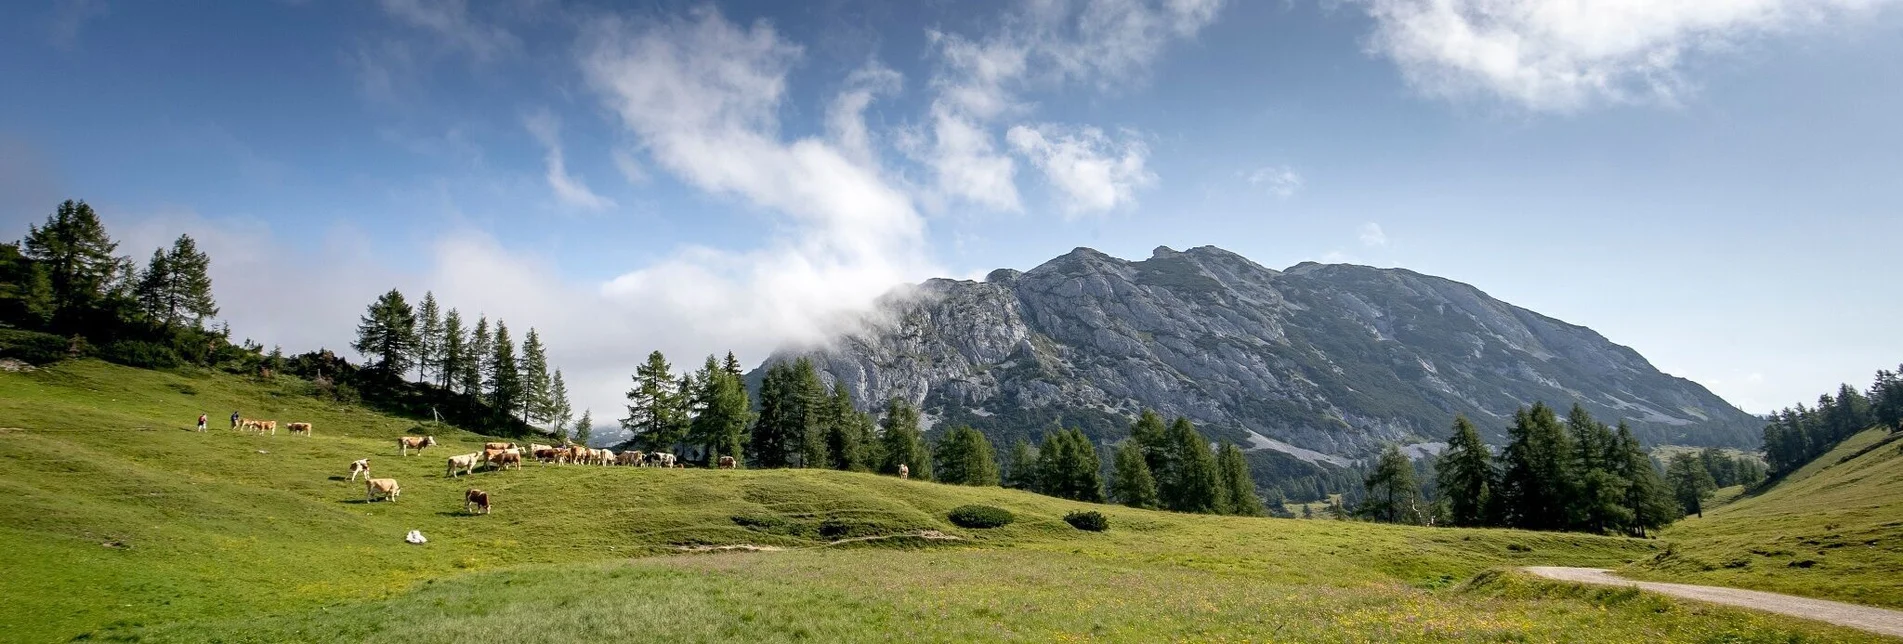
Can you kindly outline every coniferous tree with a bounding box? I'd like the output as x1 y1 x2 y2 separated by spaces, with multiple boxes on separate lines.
133 247 170 324
1436 415 1495 527
128 235 215 331
751 363 795 468
1037 428 1104 502
1567 405 1628 533
1361 445 1421 524
1130 409 1171 479
572 409 593 446
519 328 551 424
463 316 491 399
934 425 1000 486
690 358 751 466
22 200 121 330
264 345 287 376
1110 440 1158 508
623 350 685 452
415 292 441 384
722 351 745 379
352 289 418 380
789 361 828 468
821 381 869 471
1872 367 1903 431
1004 439 1039 490
0 241 56 327
1666 453 1717 518
1158 417 1221 513
486 322 522 421
1497 403 1576 531
546 370 573 439
439 309 466 391
1612 423 1677 537
878 398 931 480
1217 442 1264 516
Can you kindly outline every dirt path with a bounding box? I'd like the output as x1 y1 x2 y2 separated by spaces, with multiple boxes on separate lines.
1524 567 1903 638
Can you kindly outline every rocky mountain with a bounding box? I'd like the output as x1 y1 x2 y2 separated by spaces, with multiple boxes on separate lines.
758 245 1761 464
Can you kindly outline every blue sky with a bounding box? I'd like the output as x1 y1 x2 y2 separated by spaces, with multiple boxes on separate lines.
2 0 1899 420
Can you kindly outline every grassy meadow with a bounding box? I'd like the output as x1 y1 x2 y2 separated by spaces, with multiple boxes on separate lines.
1630 425 1903 608
0 360 1890 642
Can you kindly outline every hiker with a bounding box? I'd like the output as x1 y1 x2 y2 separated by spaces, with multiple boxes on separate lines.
230 410 241 429
196 413 208 432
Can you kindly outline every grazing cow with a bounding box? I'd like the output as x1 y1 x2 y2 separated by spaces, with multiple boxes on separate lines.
898 464 909 480
287 422 312 436
260 420 278 435
483 442 517 452
464 489 491 515
398 436 437 456
365 476 401 502
237 418 261 432
347 458 370 482
446 453 481 478
490 451 522 470
566 445 589 465
618 450 645 466
595 449 616 466
649 452 677 468
533 446 562 464
483 448 521 469
718 455 736 469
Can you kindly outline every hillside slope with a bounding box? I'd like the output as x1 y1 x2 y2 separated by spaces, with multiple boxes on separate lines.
761 246 1759 460
0 361 1877 642
1632 426 1903 607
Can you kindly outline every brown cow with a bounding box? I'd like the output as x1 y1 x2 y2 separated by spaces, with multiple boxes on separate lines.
718 455 736 469
617 450 645 466
287 422 312 436
533 446 563 464
483 442 517 452
347 458 370 482
260 420 278 435
464 488 491 515
565 445 588 465
365 476 400 502
398 436 437 456
490 451 522 470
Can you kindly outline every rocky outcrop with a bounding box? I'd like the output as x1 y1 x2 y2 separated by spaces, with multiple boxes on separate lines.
760 245 1760 459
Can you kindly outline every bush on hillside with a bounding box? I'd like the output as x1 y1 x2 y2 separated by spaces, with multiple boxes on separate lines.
101 340 181 369
0 329 69 364
948 505 1014 529
1064 510 1109 532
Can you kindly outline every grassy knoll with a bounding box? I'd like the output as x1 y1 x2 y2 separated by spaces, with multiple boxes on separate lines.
0 360 1887 642
1631 426 1903 608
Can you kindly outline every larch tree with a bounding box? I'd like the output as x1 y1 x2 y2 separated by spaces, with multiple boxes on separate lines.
546 369 573 440
1037 428 1103 502
878 398 931 480
1110 440 1158 508
486 321 522 422
22 200 120 329
1435 415 1495 527
572 409 593 446
1666 453 1717 518
1159 417 1220 513
351 289 418 380
439 309 466 391
934 425 999 486
1004 439 1038 490
415 292 442 384
1614 422 1679 537
623 350 686 452
1497 403 1576 531
519 328 551 425
690 357 751 466
1217 442 1264 516
822 381 869 471
464 316 491 400
1361 445 1421 524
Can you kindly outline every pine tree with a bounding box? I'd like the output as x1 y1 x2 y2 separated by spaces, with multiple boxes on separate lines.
486 321 521 422
1497 403 1576 531
163 235 215 328
572 409 593 446
1436 415 1495 527
1666 453 1717 518
463 316 490 399
546 370 573 439
1361 445 1420 523
439 309 466 391
934 425 1000 486
1158 417 1220 513
878 398 931 480
1217 443 1264 516
134 247 171 324
1038 428 1103 502
822 381 868 470
1130 409 1171 477
351 289 418 380
722 351 744 379
1004 439 1038 490
623 350 685 452
1568 405 1627 533
416 292 442 384
22 200 121 330
519 328 551 425
1110 440 1158 508
790 361 828 468
690 358 751 466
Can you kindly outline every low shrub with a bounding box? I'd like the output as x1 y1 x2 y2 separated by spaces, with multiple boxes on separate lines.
101 340 182 369
947 504 1014 529
1064 510 1109 532
0 329 69 364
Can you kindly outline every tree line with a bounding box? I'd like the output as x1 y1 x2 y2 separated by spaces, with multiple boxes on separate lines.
1762 366 1903 475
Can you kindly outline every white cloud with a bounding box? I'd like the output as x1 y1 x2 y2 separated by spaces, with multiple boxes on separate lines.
1006 124 1156 215
1358 222 1388 247
828 62 904 166
1246 165 1303 198
377 0 519 61
1358 0 1898 111
914 0 1225 212
576 7 935 361
524 110 616 211
610 149 648 184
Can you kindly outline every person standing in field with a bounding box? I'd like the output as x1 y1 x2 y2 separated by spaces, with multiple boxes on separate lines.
230 410 241 429
197 413 208 432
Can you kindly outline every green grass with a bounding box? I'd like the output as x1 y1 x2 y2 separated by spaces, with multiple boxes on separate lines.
1630 426 1903 608
0 360 1887 642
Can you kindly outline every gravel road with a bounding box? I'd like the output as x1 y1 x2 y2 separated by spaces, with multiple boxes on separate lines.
1524 566 1903 638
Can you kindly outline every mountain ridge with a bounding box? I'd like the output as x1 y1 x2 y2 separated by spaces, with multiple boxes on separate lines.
759 245 1759 460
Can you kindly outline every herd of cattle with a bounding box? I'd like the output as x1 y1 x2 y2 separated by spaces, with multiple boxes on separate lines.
219 415 739 518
